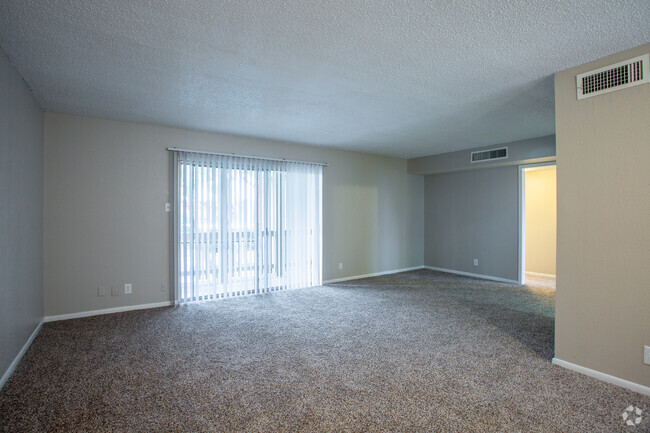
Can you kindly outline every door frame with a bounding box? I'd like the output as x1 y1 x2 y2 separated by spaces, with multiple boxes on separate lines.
518 161 557 284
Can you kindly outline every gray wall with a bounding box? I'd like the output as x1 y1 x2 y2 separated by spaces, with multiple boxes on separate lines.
409 135 555 175
0 52 44 379
423 166 518 281
44 113 424 316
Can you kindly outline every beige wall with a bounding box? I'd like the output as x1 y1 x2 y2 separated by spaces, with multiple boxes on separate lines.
555 43 650 387
0 51 43 383
44 113 424 316
524 166 556 276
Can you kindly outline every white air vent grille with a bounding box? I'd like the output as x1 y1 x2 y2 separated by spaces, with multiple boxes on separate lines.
576 54 649 100
471 147 508 163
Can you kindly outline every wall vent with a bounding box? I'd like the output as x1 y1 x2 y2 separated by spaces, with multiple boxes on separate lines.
470 147 508 163
576 54 649 100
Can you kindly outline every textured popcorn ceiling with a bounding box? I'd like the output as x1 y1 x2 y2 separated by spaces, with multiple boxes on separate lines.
0 1 648 158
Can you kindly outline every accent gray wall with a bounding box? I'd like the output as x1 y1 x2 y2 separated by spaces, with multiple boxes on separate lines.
0 51 44 380
408 135 555 175
44 113 424 316
423 166 518 281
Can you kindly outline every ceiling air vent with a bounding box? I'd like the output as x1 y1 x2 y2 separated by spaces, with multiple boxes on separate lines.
576 54 649 100
470 147 508 163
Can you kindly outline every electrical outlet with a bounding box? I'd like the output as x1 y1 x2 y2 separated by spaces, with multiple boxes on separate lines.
97 287 105 297
161 283 167 292
473 259 479 266
165 203 171 212
338 262 343 270
644 346 650 365
124 283 132 294
111 287 118 296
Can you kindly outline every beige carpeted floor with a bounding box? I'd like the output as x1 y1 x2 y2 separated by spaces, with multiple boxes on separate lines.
524 273 556 290
1 269 648 432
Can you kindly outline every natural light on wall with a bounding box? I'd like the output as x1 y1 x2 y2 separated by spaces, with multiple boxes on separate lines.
171 150 323 303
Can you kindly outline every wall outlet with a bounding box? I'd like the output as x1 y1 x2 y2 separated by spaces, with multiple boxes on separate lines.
165 203 171 212
97 287 105 297
644 346 650 365
111 287 118 296
338 262 343 270
473 259 479 266
161 283 167 292
124 283 132 294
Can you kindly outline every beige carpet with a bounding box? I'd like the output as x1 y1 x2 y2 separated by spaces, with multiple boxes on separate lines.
1 269 648 432
525 273 556 290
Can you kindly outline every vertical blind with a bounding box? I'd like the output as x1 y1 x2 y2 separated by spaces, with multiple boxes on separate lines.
172 150 322 303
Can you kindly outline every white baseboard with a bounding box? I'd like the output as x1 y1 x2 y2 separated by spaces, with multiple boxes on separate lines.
0 319 44 391
323 266 424 284
44 301 174 323
525 271 556 279
552 358 650 396
424 266 519 285
2 302 173 389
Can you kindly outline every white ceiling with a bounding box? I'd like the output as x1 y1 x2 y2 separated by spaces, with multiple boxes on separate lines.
0 1 648 158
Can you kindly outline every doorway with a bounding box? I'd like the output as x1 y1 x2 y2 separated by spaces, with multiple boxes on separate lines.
518 163 556 288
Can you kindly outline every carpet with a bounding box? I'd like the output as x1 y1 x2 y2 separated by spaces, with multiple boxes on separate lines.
524 273 556 290
1 269 648 432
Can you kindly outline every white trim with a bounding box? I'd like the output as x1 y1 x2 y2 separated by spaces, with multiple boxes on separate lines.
323 266 424 284
552 358 650 397
43 301 174 323
0 319 44 391
424 266 519 284
518 165 525 284
525 271 556 279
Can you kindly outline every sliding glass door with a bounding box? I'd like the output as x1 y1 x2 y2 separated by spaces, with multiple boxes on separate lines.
173 151 322 302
